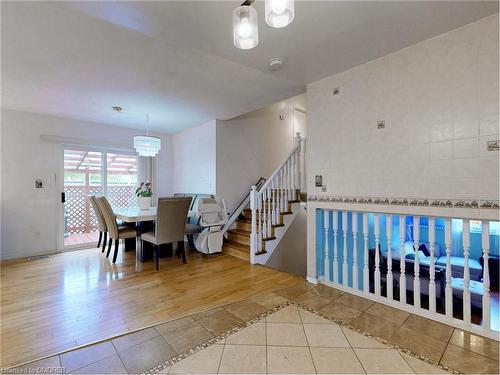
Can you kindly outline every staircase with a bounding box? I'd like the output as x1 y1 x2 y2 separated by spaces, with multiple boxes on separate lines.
222 133 305 264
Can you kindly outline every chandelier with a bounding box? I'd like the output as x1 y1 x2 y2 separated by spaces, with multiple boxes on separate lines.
133 113 161 157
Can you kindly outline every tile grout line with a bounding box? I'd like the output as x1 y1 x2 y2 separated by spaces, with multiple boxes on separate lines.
340 314 368 375
297 305 318 375
110 339 129 374
215 341 225 374
265 311 268 375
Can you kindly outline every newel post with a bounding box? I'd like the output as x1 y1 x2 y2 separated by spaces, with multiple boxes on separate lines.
295 132 302 194
250 185 258 261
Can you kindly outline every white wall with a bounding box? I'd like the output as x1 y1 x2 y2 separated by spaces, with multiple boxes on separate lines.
217 94 306 211
172 120 216 195
0 109 173 260
307 14 499 202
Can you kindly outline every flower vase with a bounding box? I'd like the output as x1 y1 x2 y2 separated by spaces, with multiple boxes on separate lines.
137 196 152 210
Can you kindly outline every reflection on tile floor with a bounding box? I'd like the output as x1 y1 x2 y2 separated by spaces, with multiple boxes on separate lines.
11 283 500 374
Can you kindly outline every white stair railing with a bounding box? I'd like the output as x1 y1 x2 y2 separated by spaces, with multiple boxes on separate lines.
317 207 499 340
250 133 303 259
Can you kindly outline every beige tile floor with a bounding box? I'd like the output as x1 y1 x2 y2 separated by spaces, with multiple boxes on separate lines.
159 305 448 375
10 283 500 375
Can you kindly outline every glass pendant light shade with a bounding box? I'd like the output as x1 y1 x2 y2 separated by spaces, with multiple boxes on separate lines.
233 5 258 50
265 0 294 28
133 135 161 157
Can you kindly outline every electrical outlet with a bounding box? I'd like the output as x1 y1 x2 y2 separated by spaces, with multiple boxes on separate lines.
321 186 327 192
34 232 41 239
487 140 499 151
377 120 385 129
333 88 340 96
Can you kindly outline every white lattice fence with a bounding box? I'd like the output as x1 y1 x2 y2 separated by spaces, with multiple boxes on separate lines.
64 185 135 234
65 186 102 234
108 186 136 208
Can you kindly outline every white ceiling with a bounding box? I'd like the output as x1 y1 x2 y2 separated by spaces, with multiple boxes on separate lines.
1 1 498 133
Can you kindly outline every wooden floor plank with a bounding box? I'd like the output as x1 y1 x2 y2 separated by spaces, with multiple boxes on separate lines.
0 246 302 367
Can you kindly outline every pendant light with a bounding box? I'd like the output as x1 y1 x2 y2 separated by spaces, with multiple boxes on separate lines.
233 5 258 50
265 0 294 28
133 113 161 157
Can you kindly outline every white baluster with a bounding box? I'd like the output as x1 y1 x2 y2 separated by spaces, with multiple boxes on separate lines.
258 193 263 253
342 211 348 287
291 153 296 201
429 217 436 313
463 219 471 325
386 215 393 300
276 169 283 224
399 215 406 304
363 213 369 293
352 212 359 290
323 210 330 283
262 189 267 239
374 213 381 296
267 187 271 238
445 218 453 319
413 216 421 309
482 221 491 332
295 133 301 194
332 211 339 285
250 186 258 255
285 158 292 206
271 179 276 226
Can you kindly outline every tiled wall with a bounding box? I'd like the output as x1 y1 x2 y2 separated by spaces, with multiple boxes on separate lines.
307 14 499 201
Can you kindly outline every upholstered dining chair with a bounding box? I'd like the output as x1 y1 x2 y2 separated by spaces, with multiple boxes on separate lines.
89 195 107 253
96 196 137 263
141 197 191 270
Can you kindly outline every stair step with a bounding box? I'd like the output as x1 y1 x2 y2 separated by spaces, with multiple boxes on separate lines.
223 240 250 261
227 229 250 246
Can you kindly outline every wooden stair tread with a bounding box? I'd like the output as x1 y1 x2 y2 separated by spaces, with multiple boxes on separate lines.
227 228 251 237
223 240 250 252
263 236 276 241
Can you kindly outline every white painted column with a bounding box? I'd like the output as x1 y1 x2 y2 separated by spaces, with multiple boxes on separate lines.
342 211 348 287
413 216 421 309
323 210 330 283
363 213 369 293
386 215 393 301
352 212 359 290
444 218 453 319
332 211 339 285
428 217 436 313
374 213 381 297
482 221 491 332
399 215 407 304
463 219 471 325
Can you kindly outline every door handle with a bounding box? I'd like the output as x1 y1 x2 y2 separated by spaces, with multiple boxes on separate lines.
61 192 65 203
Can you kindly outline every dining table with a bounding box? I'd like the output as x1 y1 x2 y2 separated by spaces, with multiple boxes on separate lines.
114 206 196 271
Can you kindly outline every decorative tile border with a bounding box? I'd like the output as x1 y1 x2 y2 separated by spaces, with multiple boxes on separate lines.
144 301 459 375
307 195 499 210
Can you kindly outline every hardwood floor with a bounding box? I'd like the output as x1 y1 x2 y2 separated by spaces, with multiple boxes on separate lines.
0 246 303 368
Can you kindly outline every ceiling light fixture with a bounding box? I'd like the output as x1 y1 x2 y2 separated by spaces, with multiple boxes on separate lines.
233 5 258 50
265 0 294 28
113 107 161 157
133 114 161 157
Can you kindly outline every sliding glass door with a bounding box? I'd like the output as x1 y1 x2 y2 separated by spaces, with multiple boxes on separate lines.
62 147 138 250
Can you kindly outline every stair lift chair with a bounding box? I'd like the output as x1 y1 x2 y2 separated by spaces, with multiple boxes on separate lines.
194 197 228 254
